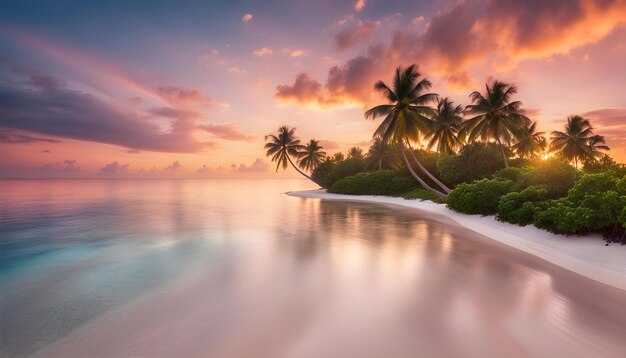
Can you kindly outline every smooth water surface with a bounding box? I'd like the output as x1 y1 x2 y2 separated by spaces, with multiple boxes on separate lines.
1 179 625 357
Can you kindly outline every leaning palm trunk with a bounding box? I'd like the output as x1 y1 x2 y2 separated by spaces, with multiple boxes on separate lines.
400 145 447 198
286 154 313 181
497 139 509 168
405 139 452 193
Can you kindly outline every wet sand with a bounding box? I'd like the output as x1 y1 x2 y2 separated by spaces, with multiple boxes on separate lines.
36 200 626 358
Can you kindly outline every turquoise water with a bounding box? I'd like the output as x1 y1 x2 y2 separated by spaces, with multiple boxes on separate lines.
1 179 625 357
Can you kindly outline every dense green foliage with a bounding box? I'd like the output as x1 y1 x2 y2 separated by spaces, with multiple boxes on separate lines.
446 178 515 215
531 172 626 238
497 186 549 225
329 170 416 196
492 159 576 198
312 157 366 188
436 143 507 186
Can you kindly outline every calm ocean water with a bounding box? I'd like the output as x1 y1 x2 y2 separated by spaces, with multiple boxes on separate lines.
1 179 625 357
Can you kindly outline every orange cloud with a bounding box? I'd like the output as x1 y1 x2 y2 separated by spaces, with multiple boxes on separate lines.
354 0 367 12
242 13 253 22
278 0 626 105
404 0 626 78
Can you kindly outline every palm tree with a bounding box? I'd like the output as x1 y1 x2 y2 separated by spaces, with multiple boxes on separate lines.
331 152 345 163
364 64 449 197
462 80 530 168
587 135 610 159
366 138 399 170
298 139 327 172
424 98 463 156
347 146 364 159
550 115 596 169
264 126 312 180
512 121 545 159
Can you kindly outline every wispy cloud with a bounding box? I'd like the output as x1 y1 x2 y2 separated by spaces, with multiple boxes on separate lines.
252 47 273 56
0 71 214 153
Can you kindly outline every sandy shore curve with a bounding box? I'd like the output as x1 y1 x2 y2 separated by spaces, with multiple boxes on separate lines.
286 189 626 291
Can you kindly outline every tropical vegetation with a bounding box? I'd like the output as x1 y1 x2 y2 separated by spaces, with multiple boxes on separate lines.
265 64 624 244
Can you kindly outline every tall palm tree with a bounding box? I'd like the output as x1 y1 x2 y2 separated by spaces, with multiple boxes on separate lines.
462 80 530 168
298 139 327 172
347 146 364 159
550 115 596 169
424 98 464 156
264 126 312 180
512 121 545 159
364 64 449 197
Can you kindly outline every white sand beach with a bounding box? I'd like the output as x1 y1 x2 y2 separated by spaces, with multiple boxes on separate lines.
287 189 626 291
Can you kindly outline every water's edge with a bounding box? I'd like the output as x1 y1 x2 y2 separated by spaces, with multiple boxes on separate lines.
286 189 626 292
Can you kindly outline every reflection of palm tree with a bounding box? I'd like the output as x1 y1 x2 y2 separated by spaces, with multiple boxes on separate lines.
463 80 530 168
424 98 463 156
298 139 327 172
364 65 448 197
513 121 545 159
550 115 603 169
264 126 312 180
347 146 364 159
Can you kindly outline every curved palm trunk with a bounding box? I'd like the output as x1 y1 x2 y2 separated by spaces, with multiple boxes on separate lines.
286 154 313 181
401 147 446 198
405 139 452 193
497 139 509 169
378 158 382 171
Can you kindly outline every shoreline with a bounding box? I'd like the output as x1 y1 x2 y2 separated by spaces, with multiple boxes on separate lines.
286 189 626 292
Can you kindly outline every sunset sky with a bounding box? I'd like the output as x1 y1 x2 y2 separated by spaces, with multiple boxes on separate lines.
1 0 625 178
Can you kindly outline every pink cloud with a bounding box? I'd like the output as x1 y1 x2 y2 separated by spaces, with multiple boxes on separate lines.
334 17 379 51
198 123 255 142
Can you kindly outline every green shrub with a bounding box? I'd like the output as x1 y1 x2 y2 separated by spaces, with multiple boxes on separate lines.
580 191 626 231
329 170 416 196
533 200 591 234
446 178 514 215
401 188 443 203
436 143 506 186
497 186 549 225
567 171 624 203
312 157 366 188
527 159 576 198
530 173 626 240
493 167 533 182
